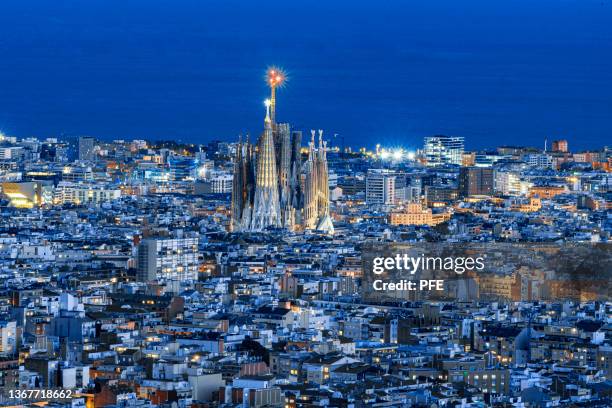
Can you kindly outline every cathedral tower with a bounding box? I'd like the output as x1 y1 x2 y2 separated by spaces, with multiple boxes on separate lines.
249 101 282 231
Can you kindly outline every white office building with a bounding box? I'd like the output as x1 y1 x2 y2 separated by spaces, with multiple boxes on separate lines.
137 237 199 282
195 171 233 194
424 136 464 166
495 172 532 196
366 169 397 205
524 153 554 169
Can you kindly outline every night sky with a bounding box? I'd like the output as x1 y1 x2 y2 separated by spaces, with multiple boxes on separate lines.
1 0 611 150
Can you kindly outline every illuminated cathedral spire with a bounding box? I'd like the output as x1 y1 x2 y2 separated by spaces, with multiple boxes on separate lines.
266 66 286 126
230 135 255 231
301 129 333 234
249 100 282 231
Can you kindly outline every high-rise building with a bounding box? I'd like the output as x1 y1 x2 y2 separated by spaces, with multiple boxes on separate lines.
338 175 366 196
458 167 495 197
552 139 568 153
394 174 422 203
78 136 96 161
424 136 464 166
168 156 197 181
136 237 199 282
366 169 397 205
424 186 458 205
0 146 24 160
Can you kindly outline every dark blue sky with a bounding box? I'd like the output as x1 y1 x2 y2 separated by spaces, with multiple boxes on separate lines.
1 0 611 150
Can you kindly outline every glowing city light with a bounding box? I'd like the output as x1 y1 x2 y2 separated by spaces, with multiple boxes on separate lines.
266 66 286 88
378 147 416 161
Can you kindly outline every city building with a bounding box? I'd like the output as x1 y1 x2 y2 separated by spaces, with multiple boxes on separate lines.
495 172 532 196
458 167 495 197
168 155 197 181
53 182 121 205
552 139 569 153
195 171 233 194
529 185 568 199
424 136 465 166
78 136 96 161
0 146 24 160
525 153 554 169
1 181 54 208
366 169 397 205
136 236 199 282
425 186 458 205
389 203 450 226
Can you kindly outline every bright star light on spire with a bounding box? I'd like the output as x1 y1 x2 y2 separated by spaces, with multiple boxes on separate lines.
266 66 287 88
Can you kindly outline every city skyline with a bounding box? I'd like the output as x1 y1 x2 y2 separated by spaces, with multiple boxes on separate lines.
1 1 612 150
0 2 610 406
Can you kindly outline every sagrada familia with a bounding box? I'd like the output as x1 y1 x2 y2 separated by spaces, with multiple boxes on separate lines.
230 68 333 234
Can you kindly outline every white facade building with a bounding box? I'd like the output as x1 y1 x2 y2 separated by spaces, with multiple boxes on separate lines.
495 172 532 196
366 169 396 205
196 171 233 194
424 136 464 166
524 154 554 169
54 182 121 205
137 237 200 282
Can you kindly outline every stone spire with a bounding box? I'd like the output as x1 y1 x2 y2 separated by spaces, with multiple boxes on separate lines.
301 129 333 234
230 135 255 232
249 101 282 231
